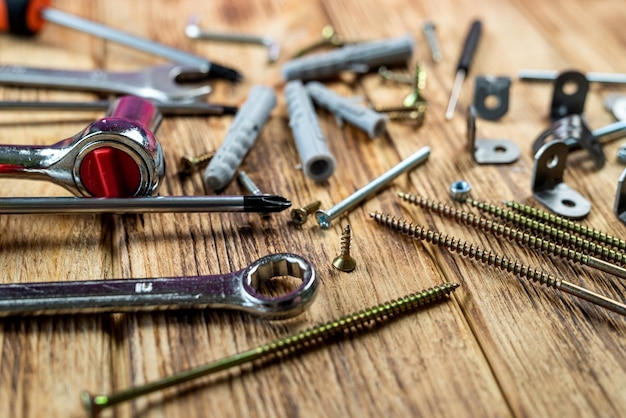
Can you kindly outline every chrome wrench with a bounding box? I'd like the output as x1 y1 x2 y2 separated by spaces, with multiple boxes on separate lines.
0 253 319 319
0 63 212 103
0 95 165 197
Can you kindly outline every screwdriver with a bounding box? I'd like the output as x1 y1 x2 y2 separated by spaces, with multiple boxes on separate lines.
444 19 482 120
0 0 242 82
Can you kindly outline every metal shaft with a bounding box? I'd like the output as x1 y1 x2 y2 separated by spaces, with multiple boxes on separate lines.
81 282 458 417
315 146 430 229
0 195 290 214
519 69 626 85
42 8 209 70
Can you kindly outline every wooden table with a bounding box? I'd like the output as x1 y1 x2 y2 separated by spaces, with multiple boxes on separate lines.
0 1 624 417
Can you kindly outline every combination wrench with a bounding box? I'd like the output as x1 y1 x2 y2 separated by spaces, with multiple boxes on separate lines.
0 63 212 103
0 95 165 197
0 253 319 319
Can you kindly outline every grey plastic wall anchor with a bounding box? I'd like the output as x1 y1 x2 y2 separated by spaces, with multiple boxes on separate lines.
281 34 414 81
305 81 387 139
203 85 277 191
614 168 626 223
531 140 590 219
285 80 336 182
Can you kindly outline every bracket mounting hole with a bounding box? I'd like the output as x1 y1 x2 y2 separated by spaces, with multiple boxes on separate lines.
483 94 501 109
561 199 576 208
546 155 559 169
561 81 580 96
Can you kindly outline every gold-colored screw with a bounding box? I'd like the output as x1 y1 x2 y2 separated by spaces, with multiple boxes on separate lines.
292 25 352 57
179 151 215 175
398 193 626 280
369 211 626 317
291 200 321 225
333 224 356 272
469 199 626 265
81 282 459 417
505 200 626 252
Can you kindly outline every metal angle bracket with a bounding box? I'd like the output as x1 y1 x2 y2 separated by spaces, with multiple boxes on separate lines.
532 114 605 169
473 75 511 121
531 140 590 219
613 168 626 224
467 105 520 164
550 70 589 121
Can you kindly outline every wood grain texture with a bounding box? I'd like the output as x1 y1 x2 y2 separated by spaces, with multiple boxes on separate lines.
0 0 624 417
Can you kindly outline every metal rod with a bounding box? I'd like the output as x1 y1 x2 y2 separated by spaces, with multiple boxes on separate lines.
315 146 430 229
519 69 626 84
0 195 291 214
0 100 238 116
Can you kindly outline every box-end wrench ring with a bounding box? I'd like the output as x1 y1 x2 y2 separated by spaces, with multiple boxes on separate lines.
0 63 212 103
0 253 319 320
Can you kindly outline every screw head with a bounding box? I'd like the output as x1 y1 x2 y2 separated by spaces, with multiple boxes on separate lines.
315 210 332 229
291 207 309 225
333 255 356 272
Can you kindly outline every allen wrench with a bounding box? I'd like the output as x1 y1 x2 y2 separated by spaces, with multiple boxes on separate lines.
186 17 280 63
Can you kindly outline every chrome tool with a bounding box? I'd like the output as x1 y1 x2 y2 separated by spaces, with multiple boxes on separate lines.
0 95 164 197
0 63 212 103
444 19 482 120
0 253 318 319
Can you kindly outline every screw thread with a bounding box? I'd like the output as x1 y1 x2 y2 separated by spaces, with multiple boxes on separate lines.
82 282 458 416
505 200 626 251
237 171 263 196
398 193 589 266
256 282 457 355
469 199 626 265
369 211 560 289
340 225 353 256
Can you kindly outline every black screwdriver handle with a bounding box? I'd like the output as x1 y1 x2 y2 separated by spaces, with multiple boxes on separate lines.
456 19 482 74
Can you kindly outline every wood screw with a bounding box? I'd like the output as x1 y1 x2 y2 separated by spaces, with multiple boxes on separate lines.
398 192 626 280
291 200 321 225
180 151 215 174
333 224 356 272
369 211 626 317
81 282 459 417
469 199 626 265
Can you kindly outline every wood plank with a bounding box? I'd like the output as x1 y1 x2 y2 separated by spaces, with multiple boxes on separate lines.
0 0 624 417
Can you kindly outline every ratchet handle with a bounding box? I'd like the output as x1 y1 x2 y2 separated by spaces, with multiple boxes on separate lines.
0 0 50 35
457 19 482 74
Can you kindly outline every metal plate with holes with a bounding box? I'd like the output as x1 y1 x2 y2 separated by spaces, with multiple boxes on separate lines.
550 70 589 121
531 140 590 219
614 168 626 223
467 105 520 164
473 75 511 121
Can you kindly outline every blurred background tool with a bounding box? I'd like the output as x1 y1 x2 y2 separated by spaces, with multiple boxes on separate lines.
444 19 482 120
0 0 241 81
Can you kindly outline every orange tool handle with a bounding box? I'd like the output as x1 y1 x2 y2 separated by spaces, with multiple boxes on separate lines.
0 0 50 35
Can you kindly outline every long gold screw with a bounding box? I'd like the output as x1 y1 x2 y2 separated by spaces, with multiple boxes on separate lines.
81 282 459 417
369 211 626 317
180 151 215 175
505 200 626 252
291 201 322 225
398 193 626 280
469 199 626 265
333 224 356 272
